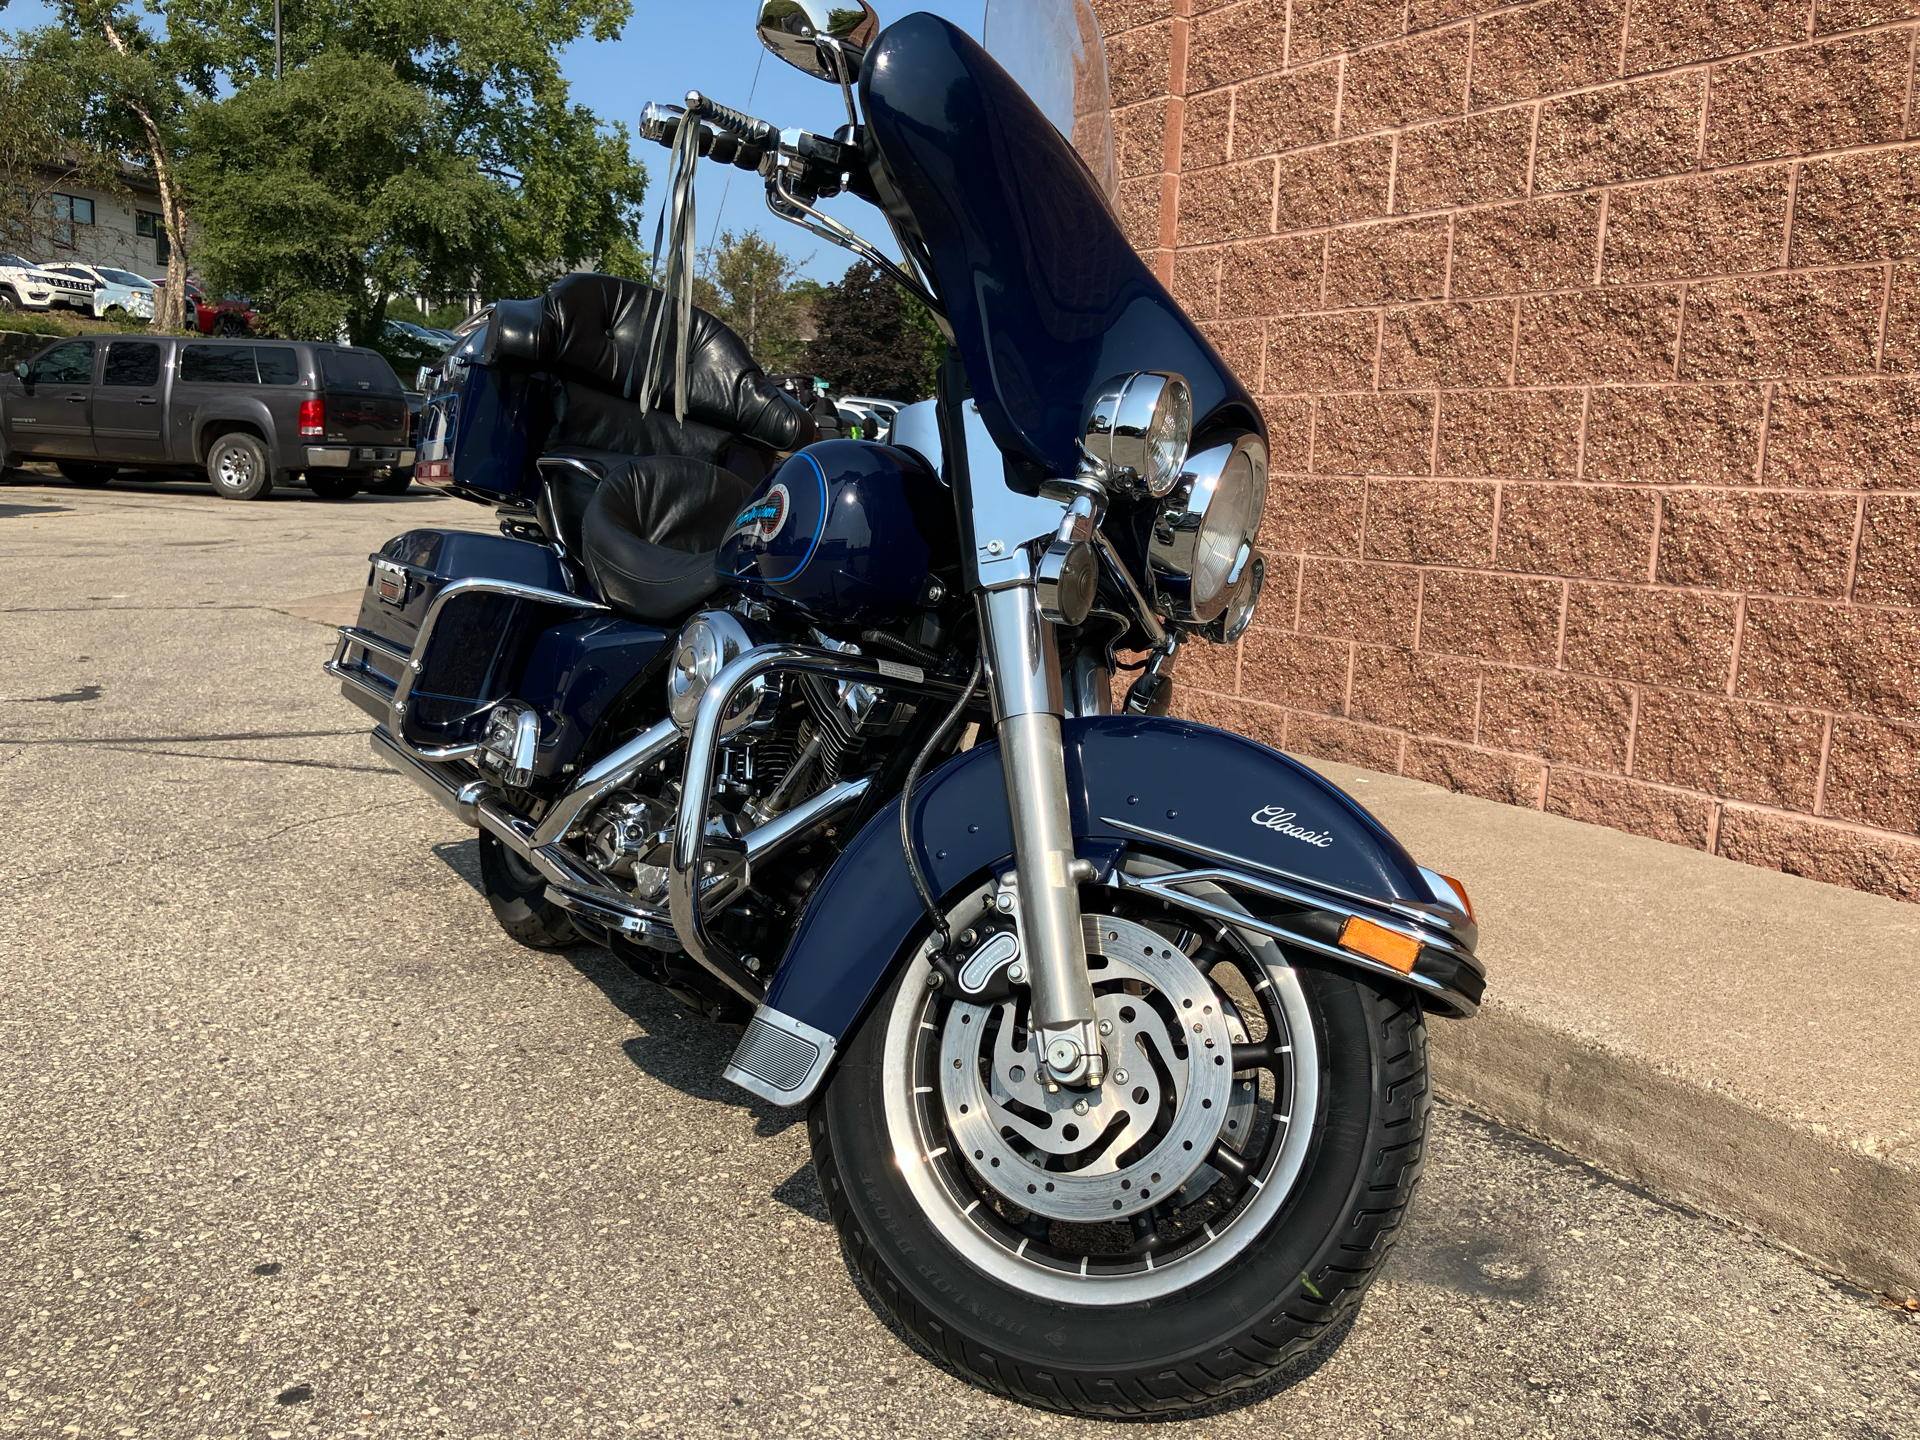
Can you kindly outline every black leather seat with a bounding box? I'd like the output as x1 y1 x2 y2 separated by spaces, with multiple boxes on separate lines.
484 274 816 624
579 455 751 623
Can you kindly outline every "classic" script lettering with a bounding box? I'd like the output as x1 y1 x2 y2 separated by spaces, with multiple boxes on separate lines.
1250 805 1335 848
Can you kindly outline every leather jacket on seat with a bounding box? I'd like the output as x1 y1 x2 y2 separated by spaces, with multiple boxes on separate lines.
483 274 816 455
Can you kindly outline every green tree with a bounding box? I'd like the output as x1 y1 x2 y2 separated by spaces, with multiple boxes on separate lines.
696 228 808 372
10 3 198 330
162 0 650 292
807 259 941 402
181 51 513 349
0 45 118 258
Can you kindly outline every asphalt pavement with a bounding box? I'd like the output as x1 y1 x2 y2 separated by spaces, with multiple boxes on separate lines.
2 470 1916 1440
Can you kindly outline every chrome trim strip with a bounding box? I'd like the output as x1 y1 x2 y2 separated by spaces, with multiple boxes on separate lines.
1100 815 1480 957
541 885 677 945
368 726 489 824
1111 869 1479 1019
723 1005 838 1107
742 777 870 860
670 643 981 1007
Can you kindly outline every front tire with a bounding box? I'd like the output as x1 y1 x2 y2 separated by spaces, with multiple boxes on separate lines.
205 433 274 500
477 831 583 950
810 867 1430 1417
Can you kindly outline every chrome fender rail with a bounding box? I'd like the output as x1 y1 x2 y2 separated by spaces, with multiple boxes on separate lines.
669 643 983 1006
327 577 608 762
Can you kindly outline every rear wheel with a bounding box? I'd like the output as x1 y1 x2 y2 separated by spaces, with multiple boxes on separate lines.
306 474 361 501
205 433 273 500
217 311 248 337
56 461 116 487
477 830 583 950
810 860 1431 1417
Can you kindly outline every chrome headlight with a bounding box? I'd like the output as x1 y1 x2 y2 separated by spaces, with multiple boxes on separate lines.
1148 433 1269 626
1083 371 1193 497
667 611 773 736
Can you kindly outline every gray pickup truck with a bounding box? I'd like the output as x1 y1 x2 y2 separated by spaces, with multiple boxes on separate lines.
0 334 415 500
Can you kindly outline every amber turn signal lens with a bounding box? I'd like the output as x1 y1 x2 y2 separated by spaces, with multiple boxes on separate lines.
1338 915 1422 975
1439 874 1474 923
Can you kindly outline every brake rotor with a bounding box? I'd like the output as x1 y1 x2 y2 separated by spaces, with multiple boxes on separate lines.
938 914 1235 1223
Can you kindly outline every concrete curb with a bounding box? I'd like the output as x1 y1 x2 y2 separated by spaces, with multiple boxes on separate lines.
1432 1003 1920 1297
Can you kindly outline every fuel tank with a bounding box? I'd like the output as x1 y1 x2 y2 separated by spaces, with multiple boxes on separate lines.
716 439 948 622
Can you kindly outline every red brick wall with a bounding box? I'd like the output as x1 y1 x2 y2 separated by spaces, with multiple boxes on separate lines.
1094 0 1920 901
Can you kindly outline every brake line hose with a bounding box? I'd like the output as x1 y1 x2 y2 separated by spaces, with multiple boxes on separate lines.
898 648 985 958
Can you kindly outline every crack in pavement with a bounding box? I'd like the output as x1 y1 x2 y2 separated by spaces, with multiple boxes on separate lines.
1 728 367 746
94 745 391 775
1 796 425 888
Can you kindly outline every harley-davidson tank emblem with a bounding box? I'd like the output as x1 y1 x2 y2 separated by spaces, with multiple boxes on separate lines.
1250 805 1335 847
730 482 790 545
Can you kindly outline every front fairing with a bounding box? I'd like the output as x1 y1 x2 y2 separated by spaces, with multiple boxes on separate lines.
860 14 1261 481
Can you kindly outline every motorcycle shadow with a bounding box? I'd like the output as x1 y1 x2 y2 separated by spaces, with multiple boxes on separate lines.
431 837 805 1147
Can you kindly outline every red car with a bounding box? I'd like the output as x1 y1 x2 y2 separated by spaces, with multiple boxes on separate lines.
151 278 257 335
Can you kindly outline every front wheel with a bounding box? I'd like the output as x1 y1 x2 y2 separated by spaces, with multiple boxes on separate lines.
810 864 1431 1417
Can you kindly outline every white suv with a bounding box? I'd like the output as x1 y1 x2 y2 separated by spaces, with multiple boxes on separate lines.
35 262 155 320
0 254 94 312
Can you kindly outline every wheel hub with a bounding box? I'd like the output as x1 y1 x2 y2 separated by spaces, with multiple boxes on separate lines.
938 915 1234 1223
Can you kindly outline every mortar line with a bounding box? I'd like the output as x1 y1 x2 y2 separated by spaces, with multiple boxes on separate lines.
1282 0 1292 71
1755 382 1774 483
1618 1 1632 77
1341 640 1356 717
1472 673 1486 747
1812 713 1835 816
1672 283 1689 380
1444 213 1457 301
1876 262 1894 369
1525 102 1541 198
1555 579 1570 668
1906 25 1918 139
1373 311 1385 391
1574 385 1593 480
1695 65 1711 171
1844 493 1867 602
1647 491 1664 584
1293 554 1306 630
1704 802 1722 854
1726 594 1748 698
1490 481 1505 566
1624 686 1641 775
1510 301 1524 389
1333 55 1347 138
1781 162 1799 270
1386 131 1400 214
1594 190 1611 287
1412 567 1426 651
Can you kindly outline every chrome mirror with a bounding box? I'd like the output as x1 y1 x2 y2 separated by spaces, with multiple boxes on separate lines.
757 0 881 83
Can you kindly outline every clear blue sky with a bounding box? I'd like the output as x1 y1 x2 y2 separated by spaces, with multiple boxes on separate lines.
3 0 990 282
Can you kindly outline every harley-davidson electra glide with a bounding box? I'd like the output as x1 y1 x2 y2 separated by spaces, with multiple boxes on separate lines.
330 0 1484 1415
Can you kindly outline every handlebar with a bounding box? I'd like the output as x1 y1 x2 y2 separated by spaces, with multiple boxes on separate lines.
685 91 778 149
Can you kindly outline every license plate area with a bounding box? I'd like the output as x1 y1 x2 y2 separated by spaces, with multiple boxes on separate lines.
373 560 409 607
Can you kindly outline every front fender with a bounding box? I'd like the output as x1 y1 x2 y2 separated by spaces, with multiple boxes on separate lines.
725 716 1483 1106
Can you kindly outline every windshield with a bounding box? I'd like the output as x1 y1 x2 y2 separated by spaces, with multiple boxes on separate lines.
981 0 1116 205
100 269 148 287
862 15 1258 482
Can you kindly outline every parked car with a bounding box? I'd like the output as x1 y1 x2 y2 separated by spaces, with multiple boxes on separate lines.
152 278 258 336
0 334 413 500
36 262 156 320
0 254 95 312
384 318 455 350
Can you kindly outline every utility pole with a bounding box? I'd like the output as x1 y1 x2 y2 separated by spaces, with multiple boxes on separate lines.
274 0 282 80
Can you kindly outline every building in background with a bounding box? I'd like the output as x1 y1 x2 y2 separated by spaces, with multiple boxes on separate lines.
16 162 190 281
1097 0 1920 901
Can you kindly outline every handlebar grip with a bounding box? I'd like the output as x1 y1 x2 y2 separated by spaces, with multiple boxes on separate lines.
686 91 777 148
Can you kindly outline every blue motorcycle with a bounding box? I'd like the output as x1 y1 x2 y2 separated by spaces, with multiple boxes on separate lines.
331 0 1483 1414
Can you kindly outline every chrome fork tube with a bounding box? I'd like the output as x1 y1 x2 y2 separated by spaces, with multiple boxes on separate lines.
977 584 1102 1087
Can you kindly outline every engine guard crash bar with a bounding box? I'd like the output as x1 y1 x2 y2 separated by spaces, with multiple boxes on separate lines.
670 644 986 1006
327 576 609 762
368 723 872 967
